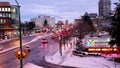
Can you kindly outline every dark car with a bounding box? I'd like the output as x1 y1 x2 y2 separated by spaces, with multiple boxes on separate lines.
24 45 31 52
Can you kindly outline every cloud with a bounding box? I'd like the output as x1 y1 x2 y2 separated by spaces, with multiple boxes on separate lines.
2 0 117 22
21 4 57 14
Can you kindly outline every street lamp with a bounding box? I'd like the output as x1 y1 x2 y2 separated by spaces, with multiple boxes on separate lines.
14 0 23 68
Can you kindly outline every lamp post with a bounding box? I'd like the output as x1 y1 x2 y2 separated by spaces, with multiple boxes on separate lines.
15 0 23 68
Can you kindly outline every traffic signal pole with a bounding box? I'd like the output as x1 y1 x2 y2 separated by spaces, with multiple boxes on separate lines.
15 0 23 68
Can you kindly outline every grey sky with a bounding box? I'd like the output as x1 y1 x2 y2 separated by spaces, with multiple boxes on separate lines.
0 0 119 22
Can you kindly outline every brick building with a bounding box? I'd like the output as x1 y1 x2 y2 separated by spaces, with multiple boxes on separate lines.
0 2 19 39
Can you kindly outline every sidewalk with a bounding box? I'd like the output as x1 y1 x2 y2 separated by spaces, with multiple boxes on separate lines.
0 37 19 44
23 63 43 68
45 42 120 68
45 44 73 64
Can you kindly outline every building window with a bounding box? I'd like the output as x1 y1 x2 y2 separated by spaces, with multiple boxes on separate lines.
2 19 4 23
5 13 9 17
2 8 5 11
1 13 10 17
8 8 10 11
9 14 11 17
4 19 6 23
11 8 16 13
0 19 3 23
0 25 4 28
0 13 2 17
6 19 10 23
2 13 6 17
8 19 11 23
5 8 8 11
0 8 1 11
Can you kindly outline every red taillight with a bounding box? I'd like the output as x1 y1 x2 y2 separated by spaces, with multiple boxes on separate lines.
113 48 117 51
41 39 48 44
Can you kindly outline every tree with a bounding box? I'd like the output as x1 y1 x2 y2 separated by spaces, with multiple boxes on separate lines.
28 21 35 30
22 21 35 31
109 1 120 47
82 12 95 32
82 12 92 25
43 19 49 27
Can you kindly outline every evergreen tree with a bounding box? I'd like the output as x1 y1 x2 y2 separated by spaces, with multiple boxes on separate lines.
28 21 35 30
43 19 48 27
82 12 92 25
109 1 120 47
22 21 35 31
82 12 95 32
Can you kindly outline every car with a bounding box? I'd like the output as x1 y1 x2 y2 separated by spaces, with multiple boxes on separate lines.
24 45 31 52
41 39 48 44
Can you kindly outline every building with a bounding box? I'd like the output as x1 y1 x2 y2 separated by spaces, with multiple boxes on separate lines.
0 2 19 39
88 13 98 19
99 0 111 17
74 19 82 25
31 15 55 29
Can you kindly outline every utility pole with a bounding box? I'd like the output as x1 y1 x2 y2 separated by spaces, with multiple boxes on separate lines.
59 36 62 56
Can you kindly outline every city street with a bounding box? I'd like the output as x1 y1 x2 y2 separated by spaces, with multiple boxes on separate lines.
0 33 71 68
0 33 120 68
0 0 120 68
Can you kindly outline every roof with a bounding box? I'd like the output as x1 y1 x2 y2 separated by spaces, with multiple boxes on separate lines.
74 19 82 21
0 2 10 7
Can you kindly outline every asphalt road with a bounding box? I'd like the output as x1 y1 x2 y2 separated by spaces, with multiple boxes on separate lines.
0 33 76 68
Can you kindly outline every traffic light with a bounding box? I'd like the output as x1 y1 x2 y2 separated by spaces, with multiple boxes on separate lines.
15 50 28 59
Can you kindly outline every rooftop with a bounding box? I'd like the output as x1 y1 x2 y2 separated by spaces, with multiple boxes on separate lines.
0 2 10 7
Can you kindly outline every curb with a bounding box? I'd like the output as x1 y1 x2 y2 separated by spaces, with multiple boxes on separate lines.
23 63 43 68
0 37 19 44
0 33 43 44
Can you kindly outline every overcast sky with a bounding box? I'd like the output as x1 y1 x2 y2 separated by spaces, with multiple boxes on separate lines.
0 0 119 23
